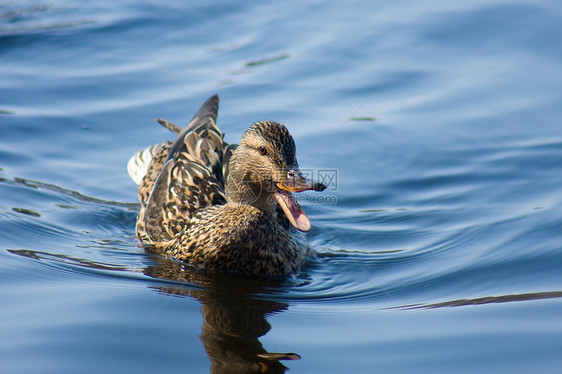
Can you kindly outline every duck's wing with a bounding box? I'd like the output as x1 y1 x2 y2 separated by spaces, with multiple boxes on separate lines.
140 153 227 243
221 143 237 185
129 95 229 200
136 95 230 243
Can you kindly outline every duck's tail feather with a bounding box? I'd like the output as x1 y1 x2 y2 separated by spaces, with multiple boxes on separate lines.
127 144 161 185
157 118 182 134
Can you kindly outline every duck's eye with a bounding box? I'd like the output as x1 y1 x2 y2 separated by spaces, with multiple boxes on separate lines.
259 146 267 155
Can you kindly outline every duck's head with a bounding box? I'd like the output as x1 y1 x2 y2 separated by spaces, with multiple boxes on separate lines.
226 121 326 232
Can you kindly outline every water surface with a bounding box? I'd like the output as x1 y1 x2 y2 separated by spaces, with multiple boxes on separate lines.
1 0 561 373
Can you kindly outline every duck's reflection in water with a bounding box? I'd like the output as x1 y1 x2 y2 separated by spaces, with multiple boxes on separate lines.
144 256 300 374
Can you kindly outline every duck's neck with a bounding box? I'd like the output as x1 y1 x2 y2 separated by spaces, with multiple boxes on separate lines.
225 178 276 212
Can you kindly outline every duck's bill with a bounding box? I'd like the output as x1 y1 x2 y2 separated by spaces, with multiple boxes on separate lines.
277 175 326 193
274 187 311 232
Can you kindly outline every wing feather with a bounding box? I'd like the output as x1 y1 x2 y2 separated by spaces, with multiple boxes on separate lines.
140 155 227 243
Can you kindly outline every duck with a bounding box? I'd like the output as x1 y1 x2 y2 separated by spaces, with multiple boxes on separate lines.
127 94 326 278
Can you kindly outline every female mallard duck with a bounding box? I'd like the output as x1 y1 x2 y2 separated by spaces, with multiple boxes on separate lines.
128 95 326 278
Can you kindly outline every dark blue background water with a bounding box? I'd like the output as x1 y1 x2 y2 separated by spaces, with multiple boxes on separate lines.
1 1 561 372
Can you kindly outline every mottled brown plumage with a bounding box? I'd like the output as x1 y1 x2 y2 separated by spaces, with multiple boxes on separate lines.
128 94 325 278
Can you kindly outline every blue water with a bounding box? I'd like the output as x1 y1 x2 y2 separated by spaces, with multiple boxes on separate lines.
1 0 562 372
